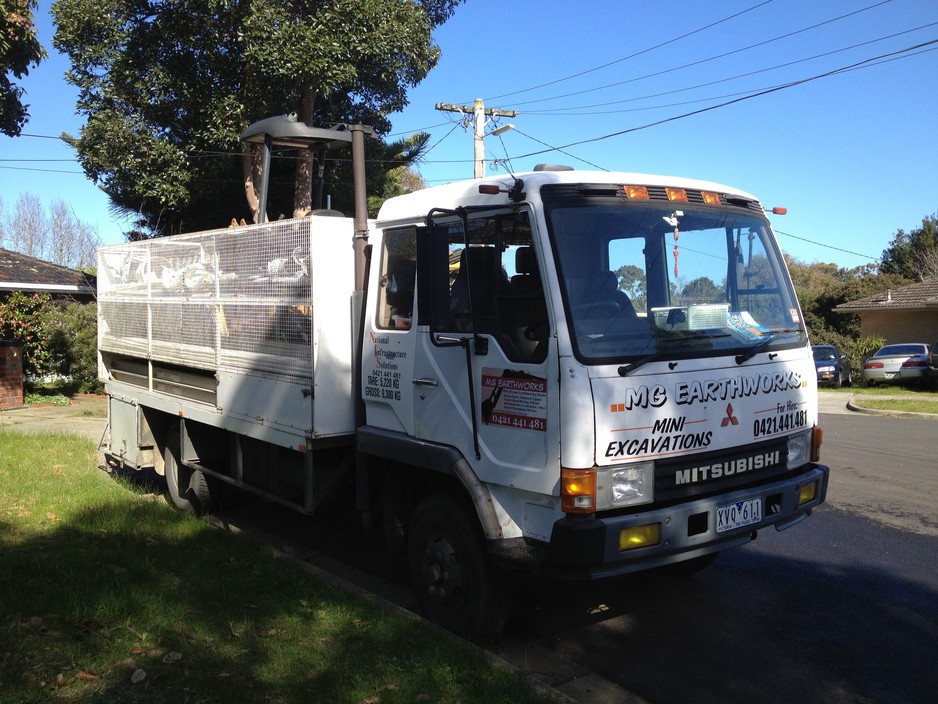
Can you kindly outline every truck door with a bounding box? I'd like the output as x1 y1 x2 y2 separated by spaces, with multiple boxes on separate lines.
363 226 419 436
412 209 557 491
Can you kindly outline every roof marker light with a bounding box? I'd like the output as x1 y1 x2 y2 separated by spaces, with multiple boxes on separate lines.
701 191 721 205
665 187 688 202
623 185 649 200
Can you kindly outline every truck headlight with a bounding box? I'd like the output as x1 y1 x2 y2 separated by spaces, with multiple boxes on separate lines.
817 365 834 373
787 430 812 470
596 462 654 510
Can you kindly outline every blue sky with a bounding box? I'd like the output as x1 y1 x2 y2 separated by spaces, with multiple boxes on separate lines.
2 0 936 269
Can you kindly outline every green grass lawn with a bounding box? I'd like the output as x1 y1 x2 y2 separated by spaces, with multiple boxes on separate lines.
849 398 938 414
0 430 557 704
822 384 938 415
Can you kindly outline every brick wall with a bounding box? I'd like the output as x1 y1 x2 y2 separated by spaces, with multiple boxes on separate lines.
859 310 938 346
0 341 24 410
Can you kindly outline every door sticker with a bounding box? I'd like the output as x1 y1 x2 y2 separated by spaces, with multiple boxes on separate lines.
481 368 547 432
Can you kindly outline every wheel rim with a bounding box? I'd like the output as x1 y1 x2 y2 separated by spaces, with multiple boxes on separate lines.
419 531 467 612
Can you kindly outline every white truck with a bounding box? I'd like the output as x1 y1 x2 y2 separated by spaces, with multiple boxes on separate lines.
98 119 829 641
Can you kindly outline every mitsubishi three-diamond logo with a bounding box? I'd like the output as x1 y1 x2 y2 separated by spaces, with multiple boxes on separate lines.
721 403 739 427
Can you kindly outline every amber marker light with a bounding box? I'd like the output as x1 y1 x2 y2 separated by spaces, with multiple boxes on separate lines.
812 426 823 463
701 191 721 205
619 523 660 551
561 468 596 513
665 187 688 202
623 185 650 200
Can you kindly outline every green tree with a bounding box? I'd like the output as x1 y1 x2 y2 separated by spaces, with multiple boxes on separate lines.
680 276 722 304
366 132 429 217
786 254 912 375
1 0 46 136
52 0 464 237
879 214 938 281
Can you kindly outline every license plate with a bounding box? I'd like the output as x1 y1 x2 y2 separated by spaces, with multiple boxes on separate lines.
716 498 762 533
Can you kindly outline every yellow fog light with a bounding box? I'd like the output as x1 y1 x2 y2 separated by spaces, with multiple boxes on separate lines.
798 481 817 506
619 523 660 551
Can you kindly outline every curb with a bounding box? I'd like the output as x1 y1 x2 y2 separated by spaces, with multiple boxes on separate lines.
845 395 938 420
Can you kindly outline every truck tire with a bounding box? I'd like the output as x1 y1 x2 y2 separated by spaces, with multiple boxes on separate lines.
163 425 218 516
407 494 511 643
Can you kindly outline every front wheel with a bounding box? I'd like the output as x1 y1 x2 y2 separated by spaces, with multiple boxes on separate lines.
407 494 511 643
163 424 219 516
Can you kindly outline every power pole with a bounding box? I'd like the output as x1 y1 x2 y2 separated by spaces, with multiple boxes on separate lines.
435 98 517 178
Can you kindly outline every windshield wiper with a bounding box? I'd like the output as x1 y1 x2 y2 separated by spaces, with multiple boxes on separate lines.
734 328 801 365
618 350 670 376
619 333 731 376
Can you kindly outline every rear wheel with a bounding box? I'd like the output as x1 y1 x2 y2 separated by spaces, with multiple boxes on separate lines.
163 424 219 515
407 494 511 643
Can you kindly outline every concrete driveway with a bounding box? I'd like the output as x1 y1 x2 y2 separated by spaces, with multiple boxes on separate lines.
0 394 108 446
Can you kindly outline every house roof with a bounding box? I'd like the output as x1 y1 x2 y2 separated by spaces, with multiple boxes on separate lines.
834 276 938 313
0 247 96 296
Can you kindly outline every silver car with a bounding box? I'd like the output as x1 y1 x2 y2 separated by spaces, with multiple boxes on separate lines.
862 343 932 386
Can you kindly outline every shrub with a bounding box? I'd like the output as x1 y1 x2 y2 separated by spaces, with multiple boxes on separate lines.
47 301 102 393
0 291 53 378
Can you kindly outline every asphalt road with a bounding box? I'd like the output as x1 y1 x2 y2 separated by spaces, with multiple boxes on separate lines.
487 407 938 704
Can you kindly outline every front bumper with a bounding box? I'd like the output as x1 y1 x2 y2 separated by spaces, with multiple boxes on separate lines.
546 464 829 579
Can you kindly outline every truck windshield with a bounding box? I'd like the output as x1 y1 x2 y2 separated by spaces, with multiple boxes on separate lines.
544 193 806 364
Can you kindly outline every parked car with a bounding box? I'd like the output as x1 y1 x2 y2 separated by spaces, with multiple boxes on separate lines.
861 343 932 386
813 344 852 387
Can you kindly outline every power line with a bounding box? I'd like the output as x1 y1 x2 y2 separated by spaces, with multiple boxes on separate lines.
511 128 607 171
0 165 84 175
493 0 896 111
521 21 938 116
14 133 68 140
522 43 937 118
479 1 776 102
775 229 879 262
509 40 938 161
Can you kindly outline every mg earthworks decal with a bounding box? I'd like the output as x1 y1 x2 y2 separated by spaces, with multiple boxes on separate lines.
481 368 547 432
594 367 811 465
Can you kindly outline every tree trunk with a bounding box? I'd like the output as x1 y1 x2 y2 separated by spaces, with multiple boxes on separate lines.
241 147 261 224
293 86 317 218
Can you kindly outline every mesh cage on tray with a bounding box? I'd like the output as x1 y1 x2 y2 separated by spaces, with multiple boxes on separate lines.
97 220 315 384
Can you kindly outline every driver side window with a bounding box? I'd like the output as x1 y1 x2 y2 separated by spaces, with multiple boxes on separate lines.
377 227 416 330
431 212 548 363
